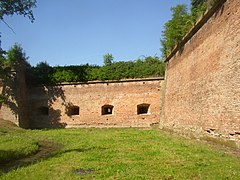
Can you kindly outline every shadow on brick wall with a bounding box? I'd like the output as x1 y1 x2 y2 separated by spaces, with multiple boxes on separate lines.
1 70 27 127
29 85 68 129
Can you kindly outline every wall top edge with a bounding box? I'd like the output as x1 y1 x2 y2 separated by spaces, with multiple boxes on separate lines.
164 0 227 63
32 77 164 87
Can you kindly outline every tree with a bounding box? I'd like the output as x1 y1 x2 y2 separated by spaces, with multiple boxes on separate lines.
0 44 29 103
27 61 53 85
191 0 207 22
7 43 30 69
103 53 113 66
0 0 37 87
0 1 37 125
0 50 7 103
160 0 219 59
0 0 37 22
0 0 37 53
161 4 192 58
52 69 78 83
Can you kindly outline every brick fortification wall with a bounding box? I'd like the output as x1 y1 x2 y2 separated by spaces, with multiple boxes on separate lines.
0 84 19 125
29 78 163 128
162 0 240 139
0 68 29 128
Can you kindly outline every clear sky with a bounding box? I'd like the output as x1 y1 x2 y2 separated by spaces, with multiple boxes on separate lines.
0 0 190 66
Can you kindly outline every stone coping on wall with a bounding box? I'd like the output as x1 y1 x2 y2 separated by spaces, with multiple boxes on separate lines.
32 77 164 87
165 0 227 62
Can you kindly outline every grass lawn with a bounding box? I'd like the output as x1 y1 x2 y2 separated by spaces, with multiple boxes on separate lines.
0 120 240 179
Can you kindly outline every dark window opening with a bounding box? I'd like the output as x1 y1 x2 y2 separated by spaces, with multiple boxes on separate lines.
102 105 113 115
68 106 80 116
38 106 49 116
137 104 150 115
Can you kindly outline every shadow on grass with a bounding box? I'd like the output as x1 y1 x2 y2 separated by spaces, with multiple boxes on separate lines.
54 146 107 158
0 140 107 176
0 140 62 176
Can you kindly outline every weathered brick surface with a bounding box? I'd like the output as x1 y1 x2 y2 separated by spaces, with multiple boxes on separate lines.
0 70 28 127
29 78 163 128
0 105 19 125
0 84 18 123
163 0 240 137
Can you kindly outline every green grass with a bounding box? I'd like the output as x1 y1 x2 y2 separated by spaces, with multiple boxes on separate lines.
0 120 39 163
0 135 38 162
0 120 240 179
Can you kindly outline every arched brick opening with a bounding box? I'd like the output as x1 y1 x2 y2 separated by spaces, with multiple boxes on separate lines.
102 105 114 115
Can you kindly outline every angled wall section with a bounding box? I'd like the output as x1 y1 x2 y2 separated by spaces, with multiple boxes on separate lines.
162 0 240 137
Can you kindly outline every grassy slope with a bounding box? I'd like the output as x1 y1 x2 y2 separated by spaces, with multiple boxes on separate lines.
0 120 39 163
0 120 240 179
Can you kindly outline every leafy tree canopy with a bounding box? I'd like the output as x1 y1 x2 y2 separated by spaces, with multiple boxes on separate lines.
161 4 191 58
161 0 217 59
0 44 29 103
0 0 37 22
7 43 30 69
0 0 37 90
191 0 207 21
103 53 113 66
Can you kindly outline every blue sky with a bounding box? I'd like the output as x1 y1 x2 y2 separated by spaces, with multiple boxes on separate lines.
0 0 190 66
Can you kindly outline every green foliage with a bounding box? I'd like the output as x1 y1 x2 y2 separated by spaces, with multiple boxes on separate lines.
103 53 113 66
161 4 192 58
7 43 30 69
52 69 78 83
0 0 37 102
0 0 37 88
0 49 8 80
0 51 8 103
26 61 53 85
0 0 37 22
27 56 165 85
91 56 165 81
0 44 29 103
191 0 207 22
51 65 90 83
160 0 219 58
206 0 219 9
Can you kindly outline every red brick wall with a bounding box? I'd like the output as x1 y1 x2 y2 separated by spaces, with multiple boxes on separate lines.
29 78 163 128
0 75 26 126
163 0 240 137
0 105 19 125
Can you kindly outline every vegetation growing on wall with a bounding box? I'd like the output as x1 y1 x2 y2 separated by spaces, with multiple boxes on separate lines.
27 55 165 85
1 45 164 88
160 0 219 58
